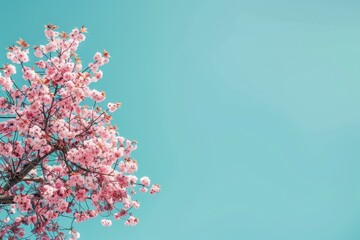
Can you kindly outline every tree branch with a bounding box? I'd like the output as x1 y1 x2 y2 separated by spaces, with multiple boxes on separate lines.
2 148 58 192
0 195 14 204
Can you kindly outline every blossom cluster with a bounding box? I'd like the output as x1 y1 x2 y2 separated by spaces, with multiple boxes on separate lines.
0 24 160 239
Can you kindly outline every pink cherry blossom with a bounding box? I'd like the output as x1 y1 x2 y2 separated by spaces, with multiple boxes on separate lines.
69 230 80 240
0 74 13 90
107 102 121 113
140 176 151 187
91 89 106 102
140 187 148 193
150 184 161 195
101 219 112 227
3 64 16 77
125 216 139 226
131 201 140 209
94 70 103 80
0 24 160 239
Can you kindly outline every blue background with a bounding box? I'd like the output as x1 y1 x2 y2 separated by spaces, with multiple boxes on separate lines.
1 0 360 239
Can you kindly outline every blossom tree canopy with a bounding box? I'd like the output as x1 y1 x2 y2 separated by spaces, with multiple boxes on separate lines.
0 24 160 240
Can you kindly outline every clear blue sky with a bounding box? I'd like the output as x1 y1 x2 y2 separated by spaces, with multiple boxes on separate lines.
1 0 360 239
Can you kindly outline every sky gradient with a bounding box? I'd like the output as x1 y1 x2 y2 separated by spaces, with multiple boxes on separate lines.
1 0 360 239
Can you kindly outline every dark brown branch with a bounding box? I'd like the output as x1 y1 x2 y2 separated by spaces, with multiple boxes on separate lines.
22 178 44 183
0 195 14 204
2 148 58 192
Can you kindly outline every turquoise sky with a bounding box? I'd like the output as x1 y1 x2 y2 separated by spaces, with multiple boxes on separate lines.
1 0 360 239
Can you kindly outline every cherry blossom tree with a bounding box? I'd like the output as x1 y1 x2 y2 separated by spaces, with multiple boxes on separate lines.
0 24 160 239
